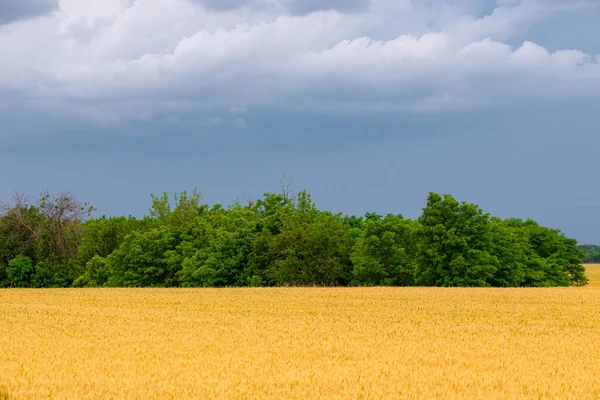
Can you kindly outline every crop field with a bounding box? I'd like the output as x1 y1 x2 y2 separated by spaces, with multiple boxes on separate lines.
1 266 600 399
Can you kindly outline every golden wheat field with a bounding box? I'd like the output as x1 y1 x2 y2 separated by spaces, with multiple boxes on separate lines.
1 266 600 399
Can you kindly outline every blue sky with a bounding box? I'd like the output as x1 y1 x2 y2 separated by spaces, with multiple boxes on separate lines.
1 0 599 243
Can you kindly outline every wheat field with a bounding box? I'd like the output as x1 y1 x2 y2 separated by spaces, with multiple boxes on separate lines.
1 266 600 399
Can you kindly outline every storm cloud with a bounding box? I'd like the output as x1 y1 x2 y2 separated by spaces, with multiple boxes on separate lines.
0 0 599 130
0 0 57 24
195 0 370 14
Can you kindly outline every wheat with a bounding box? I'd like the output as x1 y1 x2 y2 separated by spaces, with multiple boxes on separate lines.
1 266 600 399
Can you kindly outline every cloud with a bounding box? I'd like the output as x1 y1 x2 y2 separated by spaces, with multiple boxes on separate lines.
194 0 370 14
282 0 370 15
0 0 599 131
233 117 248 130
0 0 57 24
202 116 225 127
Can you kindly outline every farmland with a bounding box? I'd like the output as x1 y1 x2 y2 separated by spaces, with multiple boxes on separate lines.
1 266 600 399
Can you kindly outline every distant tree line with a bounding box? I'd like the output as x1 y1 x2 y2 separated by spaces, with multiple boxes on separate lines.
579 245 600 263
0 189 588 288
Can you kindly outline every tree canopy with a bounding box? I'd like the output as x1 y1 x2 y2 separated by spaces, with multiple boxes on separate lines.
579 244 600 263
0 189 588 288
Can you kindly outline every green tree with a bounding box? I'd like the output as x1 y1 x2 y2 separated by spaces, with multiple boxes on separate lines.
351 214 418 286
504 219 587 286
0 188 588 288
249 191 353 286
73 256 110 287
1 192 92 287
177 204 258 287
7 256 35 288
77 216 143 265
105 190 204 287
579 245 600 263
487 218 528 287
147 190 202 232
106 227 177 287
415 193 498 287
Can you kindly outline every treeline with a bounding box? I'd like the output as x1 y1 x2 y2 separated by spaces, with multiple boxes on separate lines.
579 245 600 263
0 190 588 288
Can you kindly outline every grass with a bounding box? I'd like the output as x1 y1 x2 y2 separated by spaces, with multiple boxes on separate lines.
1 266 600 399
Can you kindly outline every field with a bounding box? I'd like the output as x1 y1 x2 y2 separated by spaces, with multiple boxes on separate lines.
1 266 600 399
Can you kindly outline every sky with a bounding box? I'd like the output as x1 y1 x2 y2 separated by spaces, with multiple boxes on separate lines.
0 0 599 243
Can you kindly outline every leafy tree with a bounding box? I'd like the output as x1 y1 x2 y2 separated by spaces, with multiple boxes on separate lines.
487 218 528 287
73 256 110 287
0 188 588 288
578 244 600 263
248 191 353 286
7 256 35 288
1 192 92 287
105 190 205 287
77 216 143 265
0 263 8 288
0 196 46 263
106 227 178 287
351 214 418 286
416 193 498 287
147 190 202 233
244 192 294 284
504 219 587 286
177 205 258 287
32 259 81 288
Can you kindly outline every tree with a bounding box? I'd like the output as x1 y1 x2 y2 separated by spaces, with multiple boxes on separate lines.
73 256 110 287
246 191 354 286
504 219 587 286
487 218 528 287
244 192 295 284
415 193 498 287
7 256 35 288
0 192 93 260
578 244 600 263
106 226 178 287
177 204 259 287
0 194 46 263
0 192 93 287
77 216 143 266
351 214 418 286
147 189 202 232
0 188 588 288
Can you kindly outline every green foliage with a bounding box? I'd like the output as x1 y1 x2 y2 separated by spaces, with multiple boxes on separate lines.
416 193 498 287
147 190 202 232
31 259 79 288
487 218 528 287
176 204 258 287
106 227 178 287
351 214 417 286
247 275 263 287
73 256 110 287
247 191 354 286
0 203 44 264
579 244 600 263
7 256 35 288
504 219 588 286
0 189 588 288
78 216 143 265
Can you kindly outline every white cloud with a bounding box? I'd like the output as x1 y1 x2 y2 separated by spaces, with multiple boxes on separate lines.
0 0 599 129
